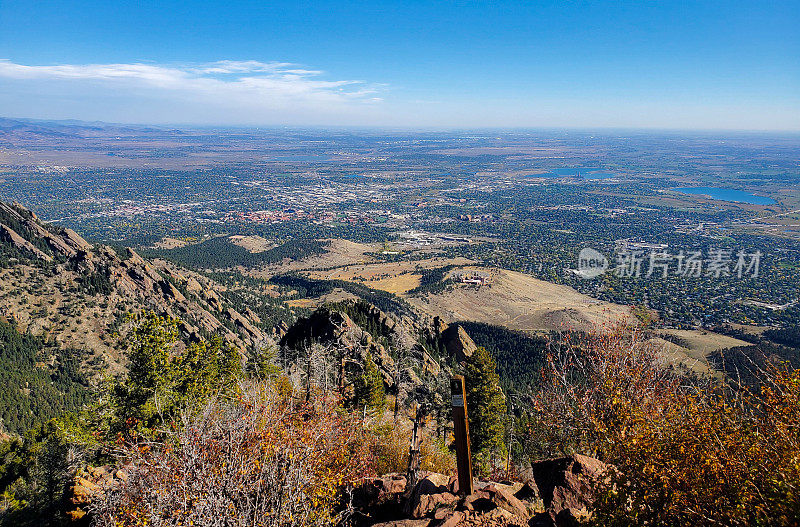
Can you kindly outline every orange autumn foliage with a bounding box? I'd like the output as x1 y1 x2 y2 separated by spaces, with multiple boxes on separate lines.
92 381 376 527
528 327 800 526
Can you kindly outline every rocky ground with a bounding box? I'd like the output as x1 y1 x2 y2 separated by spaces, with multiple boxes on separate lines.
350 455 609 527
67 454 609 526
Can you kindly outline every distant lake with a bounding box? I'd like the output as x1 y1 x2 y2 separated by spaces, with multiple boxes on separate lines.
672 187 776 205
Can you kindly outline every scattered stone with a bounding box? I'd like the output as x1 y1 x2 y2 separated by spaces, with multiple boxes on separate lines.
481 484 529 518
411 492 459 518
530 454 609 516
372 520 431 527
350 458 603 526
407 473 453 518
437 511 465 527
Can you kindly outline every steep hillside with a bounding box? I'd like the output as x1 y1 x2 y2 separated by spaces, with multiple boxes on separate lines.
0 319 91 434
0 201 285 431
277 298 480 412
406 267 633 332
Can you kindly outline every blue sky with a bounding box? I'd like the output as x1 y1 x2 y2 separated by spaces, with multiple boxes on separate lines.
0 0 798 129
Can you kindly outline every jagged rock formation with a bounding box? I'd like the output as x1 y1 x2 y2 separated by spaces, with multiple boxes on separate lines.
280 303 402 391
279 299 484 407
0 200 269 377
440 325 477 362
0 222 53 262
67 465 128 522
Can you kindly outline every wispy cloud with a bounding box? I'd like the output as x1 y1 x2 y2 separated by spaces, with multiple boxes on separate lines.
0 59 384 122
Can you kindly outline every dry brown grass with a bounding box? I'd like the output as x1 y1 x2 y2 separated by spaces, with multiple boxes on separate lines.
228 234 274 253
407 267 633 332
152 237 190 249
300 256 473 294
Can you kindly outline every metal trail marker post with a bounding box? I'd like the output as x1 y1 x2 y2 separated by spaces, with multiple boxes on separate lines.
450 375 473 495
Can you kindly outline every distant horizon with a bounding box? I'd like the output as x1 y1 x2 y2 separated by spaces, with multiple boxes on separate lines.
3 115 800 135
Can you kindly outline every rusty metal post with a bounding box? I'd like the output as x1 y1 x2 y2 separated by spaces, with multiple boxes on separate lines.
450 375 473 495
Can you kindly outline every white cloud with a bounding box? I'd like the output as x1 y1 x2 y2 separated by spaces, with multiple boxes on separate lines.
0 59 383 123
3 59 793 129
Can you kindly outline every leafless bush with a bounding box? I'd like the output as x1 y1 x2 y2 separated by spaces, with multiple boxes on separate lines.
92 380 374 527
525 327 684 459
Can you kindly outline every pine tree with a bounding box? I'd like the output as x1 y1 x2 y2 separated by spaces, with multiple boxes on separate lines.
110 311 242 436
464 346 507 460
248 343 281 379
355 354 386 413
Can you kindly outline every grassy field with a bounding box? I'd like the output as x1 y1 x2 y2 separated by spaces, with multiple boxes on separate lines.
303 257 473 294
228 235 274 253
406 266 633 332
254 239 380 276
648 329 751 377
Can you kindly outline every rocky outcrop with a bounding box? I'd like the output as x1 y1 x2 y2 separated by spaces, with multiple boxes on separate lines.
275 320 289 339
245 307 262 324
441 325 477 362
282 305 400 390
186 276 203 292
0 200 267 353
38 224 78 257
352 472 538 526
281 307 356 348
279 299 488 409
421 351 441 376
0 223 52 261
67 465 128 522
0 201 89 259
225 306 265 341
406 473 451 518
350 455 608 526
530 454 609 517
62 227 92 252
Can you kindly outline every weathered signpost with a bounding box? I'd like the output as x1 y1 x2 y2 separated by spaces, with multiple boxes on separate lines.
406 403 423 488
450 375 473 495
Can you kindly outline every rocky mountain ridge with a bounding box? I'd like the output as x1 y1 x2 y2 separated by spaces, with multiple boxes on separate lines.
278 297 479 408
0 201 270 378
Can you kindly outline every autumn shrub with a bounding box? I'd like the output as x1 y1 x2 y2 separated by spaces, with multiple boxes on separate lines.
92 381 376 527
526 328 682 460
527 327 800 526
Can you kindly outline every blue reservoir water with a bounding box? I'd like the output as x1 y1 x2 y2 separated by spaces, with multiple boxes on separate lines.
672 187 776 205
